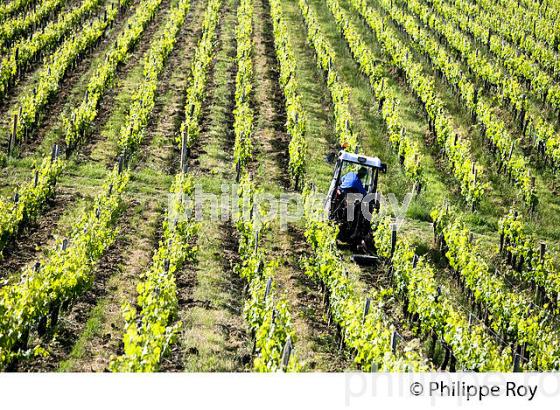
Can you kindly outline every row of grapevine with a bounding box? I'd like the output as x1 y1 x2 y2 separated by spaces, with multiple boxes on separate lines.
268 0 307 189
302 187 429 371
348 0 486 206
110 0 223 372
64 0 164 152
371 213 513 371
236 176 299 371
508 0 560 22
418 0 560 171
298 0 357 152
378 0 537 208
0 0 38 23
109 174 197 371
0 0 104 101
178 0 222 150
325 0 423 186
0 152 63 255
0 0 65 52
232 0 299 371
0 0 192 369
290 0 429 369
432 206 560 370
232 0 254 170
499 210 560 310
12 0 128 144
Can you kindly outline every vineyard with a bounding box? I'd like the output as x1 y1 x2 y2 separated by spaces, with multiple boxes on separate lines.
0 0 560 373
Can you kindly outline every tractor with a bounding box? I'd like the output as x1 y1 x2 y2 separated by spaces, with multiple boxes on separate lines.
325 150 387 260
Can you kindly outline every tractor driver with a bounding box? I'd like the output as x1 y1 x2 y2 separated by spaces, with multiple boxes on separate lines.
339 167 368 197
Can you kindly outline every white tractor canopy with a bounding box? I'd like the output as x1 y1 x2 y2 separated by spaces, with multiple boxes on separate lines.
337 151 386 172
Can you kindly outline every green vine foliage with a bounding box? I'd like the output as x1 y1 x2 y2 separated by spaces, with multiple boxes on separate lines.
0 0 105 100
0 166 128 368
372 212 512 371
389 0 537 207
118 0 190 156
178 0 222 149
432 205 560 370
325 0 422 185
298 0 357 152
499 209 560 309
0 0 39 23
232 0 254 171
269 0 307 190
14 0 128 143
0 0 66 52
0 0 191 370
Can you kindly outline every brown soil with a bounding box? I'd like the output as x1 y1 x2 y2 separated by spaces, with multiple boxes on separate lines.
0 190 76 283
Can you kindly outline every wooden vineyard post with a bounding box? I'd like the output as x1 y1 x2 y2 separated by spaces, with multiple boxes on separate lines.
281 336 293 371
390 223 397 259
15 47 19 77
441 345 451 370
435 286 442 303
540 242 547 262
535 242 547 304
51 144 59 161
471 164 477 211
530 176 536 212
390 331 400 354
264 277 272 300
253 230 259 252
362 298 371 324
180 131 189 173
8 114 17 156
118 155 124 174
499 229 505 253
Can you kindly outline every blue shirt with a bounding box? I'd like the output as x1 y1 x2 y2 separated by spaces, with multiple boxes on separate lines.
340 172 367 196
